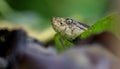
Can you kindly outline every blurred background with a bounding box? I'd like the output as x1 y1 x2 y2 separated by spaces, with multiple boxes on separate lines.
0 0 118 43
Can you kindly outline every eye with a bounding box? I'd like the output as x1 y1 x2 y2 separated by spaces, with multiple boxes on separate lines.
66 18 73 24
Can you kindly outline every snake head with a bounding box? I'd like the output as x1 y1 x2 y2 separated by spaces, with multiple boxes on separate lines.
51 17 89 40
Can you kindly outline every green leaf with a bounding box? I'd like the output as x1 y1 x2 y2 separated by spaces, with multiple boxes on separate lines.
54 33 74 52
79 14 117 39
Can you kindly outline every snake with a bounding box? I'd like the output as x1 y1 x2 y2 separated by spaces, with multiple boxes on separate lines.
51 17 89 40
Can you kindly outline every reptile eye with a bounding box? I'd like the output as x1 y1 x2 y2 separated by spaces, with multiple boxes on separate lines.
66 18 73 24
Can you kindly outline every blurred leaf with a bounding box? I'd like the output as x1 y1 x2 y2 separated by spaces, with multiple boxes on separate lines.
54 33 74 52
0 0 14 17
7 0 109 23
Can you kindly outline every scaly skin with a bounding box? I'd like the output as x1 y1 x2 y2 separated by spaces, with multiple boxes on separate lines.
51 17 89 40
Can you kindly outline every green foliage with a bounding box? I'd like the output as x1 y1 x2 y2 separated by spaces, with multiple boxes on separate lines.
54 33 74 52
0 0 111 35
6 0 109 23
79 14 117 39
